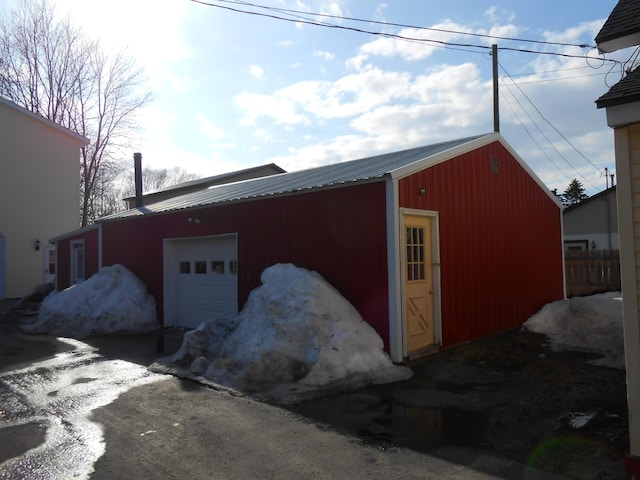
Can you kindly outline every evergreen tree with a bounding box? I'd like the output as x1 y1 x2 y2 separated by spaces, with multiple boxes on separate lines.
562 179 589 206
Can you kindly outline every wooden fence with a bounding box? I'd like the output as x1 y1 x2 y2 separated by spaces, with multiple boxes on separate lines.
565 249 621 297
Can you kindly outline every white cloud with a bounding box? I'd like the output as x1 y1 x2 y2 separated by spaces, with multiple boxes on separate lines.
373 3 388 22
235 92 310 125
313 50 335 61
484 6 516 24
250 65 264 78
319 1 343 18
196 114 225 141
354 22 475 64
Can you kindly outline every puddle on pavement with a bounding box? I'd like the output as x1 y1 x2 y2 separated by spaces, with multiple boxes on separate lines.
0 422 46 463
290 391 489 453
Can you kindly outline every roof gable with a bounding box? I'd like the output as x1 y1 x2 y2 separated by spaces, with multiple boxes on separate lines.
101 133 556 221
562 185 617 213
596 66 640 108
0 96 89 145
595 0 640 53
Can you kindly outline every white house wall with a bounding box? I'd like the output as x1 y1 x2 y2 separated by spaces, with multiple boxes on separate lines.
0 99 87 298
614 124 640 457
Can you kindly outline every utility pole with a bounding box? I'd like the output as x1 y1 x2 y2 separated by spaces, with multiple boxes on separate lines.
492 44 499 133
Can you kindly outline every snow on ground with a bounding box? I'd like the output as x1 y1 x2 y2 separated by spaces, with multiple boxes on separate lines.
17 257 625 404
523 291 624 369
151 263 413 404
20 264 158 338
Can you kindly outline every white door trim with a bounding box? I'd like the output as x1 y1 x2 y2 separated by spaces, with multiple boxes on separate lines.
43 244 56 284
70 240 85 284
398 208 442 359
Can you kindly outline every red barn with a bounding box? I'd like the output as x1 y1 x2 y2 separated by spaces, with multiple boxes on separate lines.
53 133 564 362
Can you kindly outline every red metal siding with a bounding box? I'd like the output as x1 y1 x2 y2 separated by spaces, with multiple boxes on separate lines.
399 140 564 347
56 228 100 289
100 182 392 347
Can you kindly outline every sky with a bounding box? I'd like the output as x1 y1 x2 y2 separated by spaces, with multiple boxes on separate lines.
0 0 629 196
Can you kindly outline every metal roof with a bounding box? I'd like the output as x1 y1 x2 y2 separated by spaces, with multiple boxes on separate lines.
122 163 286 201
100 134 488 221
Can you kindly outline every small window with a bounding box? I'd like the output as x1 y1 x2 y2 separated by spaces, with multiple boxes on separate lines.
179 261 191 274
406 226 426 282
211 261 225 274
195 261 207 274
229 260 237 275
491 155 499 173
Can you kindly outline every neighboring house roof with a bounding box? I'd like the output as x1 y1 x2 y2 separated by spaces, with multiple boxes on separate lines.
101 133 554 221
562 185 617 213
122 163 286 207
595 0 640 53
596 66 640 108
0 96 89 145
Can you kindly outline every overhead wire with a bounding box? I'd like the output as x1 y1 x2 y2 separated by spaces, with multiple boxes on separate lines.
500 79 574 186
190 0 616 191
499 62 601 190
188 0 621 64
210 0 594 49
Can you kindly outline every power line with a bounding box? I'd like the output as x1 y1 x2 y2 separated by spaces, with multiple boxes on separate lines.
499 63 601 190
500 83 574 185
188 0 620 63
210 0 594 49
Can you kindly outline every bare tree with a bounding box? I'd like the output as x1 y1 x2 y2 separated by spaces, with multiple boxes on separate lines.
115 166 199 205
137 167 199 194
0 0 153 226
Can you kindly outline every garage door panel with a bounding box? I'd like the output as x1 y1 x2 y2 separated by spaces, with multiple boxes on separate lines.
168 235 238 329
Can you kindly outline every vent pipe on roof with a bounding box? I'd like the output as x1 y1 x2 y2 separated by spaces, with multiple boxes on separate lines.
134 152 143 208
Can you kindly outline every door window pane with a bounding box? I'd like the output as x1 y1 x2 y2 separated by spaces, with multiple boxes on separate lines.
71 242 85 284
179 261 191 274
406 227 426 282
195 261 207 274
229 260 237 275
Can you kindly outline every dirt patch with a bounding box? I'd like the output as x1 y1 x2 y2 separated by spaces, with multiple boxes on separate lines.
289 330 629 479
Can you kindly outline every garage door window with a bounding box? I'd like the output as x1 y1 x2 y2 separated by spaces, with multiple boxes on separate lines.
211 261 224 274
229 260 237 275
179 261 191 274
195 261 207 274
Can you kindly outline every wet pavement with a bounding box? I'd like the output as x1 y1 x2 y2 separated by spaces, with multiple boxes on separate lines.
0 298 630 479
289 332 629 479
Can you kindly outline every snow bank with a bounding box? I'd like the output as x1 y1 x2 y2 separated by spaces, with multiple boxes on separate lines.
21 264 158 338
152 263 412 404
523 292 624 369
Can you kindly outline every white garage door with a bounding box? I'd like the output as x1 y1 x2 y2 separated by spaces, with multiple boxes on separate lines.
165 235 238 329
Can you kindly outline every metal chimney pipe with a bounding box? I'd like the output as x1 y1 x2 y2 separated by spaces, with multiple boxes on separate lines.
133 152 143 207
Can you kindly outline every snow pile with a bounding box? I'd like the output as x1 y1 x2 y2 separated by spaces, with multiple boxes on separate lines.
152 263 412 404
523 292 624 369
21 264 158 338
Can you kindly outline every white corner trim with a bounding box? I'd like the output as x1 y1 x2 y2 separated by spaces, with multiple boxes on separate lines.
386 178 404 363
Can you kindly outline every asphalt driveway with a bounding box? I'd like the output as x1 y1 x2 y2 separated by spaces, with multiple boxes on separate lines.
0 299 629 479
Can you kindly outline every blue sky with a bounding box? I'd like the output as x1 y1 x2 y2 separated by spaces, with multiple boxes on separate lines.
2 0 626 195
